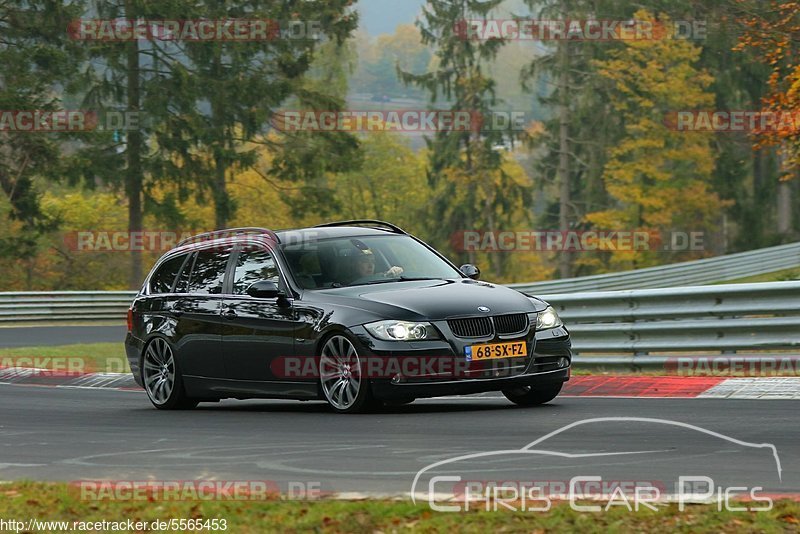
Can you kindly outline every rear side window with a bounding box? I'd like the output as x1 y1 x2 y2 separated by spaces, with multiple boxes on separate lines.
149 253 188 294
174 251 195 294
232 248 280 295
186 249 231 295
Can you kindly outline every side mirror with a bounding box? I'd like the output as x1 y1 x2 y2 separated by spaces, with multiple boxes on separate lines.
246 280 283 299
460 264 481 280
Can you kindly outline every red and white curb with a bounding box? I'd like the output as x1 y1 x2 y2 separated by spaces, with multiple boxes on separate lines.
561 376 725 398
697 377 800 400
0 368 139 390
449 376 800 400
2 369 800 399
562 376 800 399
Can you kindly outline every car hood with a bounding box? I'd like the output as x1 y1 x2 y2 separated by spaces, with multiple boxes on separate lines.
309 279 546 321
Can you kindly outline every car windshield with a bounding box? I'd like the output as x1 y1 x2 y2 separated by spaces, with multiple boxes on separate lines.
281 235 463 289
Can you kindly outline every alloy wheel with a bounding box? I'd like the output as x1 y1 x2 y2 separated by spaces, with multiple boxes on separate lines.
320 335 362 410
143 338 175 405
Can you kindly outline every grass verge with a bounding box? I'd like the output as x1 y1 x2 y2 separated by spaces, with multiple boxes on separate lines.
0 483 798 533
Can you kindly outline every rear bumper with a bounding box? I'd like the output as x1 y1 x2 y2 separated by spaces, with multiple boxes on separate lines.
124 333 144 388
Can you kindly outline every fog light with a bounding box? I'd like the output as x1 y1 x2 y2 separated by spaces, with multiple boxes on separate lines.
559 357 570 368
391 374 402 384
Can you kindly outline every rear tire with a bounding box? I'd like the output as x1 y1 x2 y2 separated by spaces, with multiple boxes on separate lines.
142 338 198 411
502 382 563 407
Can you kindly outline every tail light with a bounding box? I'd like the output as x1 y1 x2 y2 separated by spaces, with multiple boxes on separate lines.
127 308 134 332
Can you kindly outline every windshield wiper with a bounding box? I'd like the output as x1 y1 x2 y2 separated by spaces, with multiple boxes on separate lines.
351 277 443 287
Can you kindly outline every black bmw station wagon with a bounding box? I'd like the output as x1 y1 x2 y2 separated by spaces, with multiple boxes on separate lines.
125 221 571 413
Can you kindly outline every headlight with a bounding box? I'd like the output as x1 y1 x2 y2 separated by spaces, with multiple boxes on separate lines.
364 320 440 341
536 306 562 330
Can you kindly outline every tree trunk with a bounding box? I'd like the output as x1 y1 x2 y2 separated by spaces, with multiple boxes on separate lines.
211 48 230 230
556 39 572 279
777 180 792 237
777 144 793 239
125 0 143 289
213 154 228 230
484 187 501 276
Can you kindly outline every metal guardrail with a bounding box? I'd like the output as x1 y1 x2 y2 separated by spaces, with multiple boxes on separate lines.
510 241 800 294
0 291 136 323
2 282 800 367
536 281 800 355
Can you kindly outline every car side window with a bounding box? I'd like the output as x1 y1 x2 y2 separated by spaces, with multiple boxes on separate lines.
150 253 188 294
233 248 280 295
173 251 195 294
186 249 230 295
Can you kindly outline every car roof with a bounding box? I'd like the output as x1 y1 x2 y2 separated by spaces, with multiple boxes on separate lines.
276 226 402 244
166 225 405 256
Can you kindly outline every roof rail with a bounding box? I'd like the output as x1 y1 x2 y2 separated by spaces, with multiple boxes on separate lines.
313 220 408 235
176 227 280 247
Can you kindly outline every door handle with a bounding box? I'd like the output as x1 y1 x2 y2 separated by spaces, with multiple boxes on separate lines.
171 310 184 318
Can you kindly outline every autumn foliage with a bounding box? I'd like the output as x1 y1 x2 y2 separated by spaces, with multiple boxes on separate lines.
735 0 800 171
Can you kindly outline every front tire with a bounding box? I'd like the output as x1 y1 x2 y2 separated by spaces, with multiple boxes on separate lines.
502 382 563 407
142 337 198 410
319 334 377 414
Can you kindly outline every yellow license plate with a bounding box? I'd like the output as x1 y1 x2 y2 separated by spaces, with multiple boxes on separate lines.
465 341 527 361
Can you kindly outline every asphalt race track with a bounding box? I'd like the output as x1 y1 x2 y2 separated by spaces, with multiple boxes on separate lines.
1 383 796 498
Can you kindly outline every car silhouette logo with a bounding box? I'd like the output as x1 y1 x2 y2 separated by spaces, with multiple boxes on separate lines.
478 306 491 313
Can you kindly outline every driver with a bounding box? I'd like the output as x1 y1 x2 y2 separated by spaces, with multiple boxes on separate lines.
351 249 403 282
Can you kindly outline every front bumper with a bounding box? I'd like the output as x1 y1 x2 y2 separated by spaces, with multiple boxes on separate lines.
349 324 572 401
372 367 569 400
